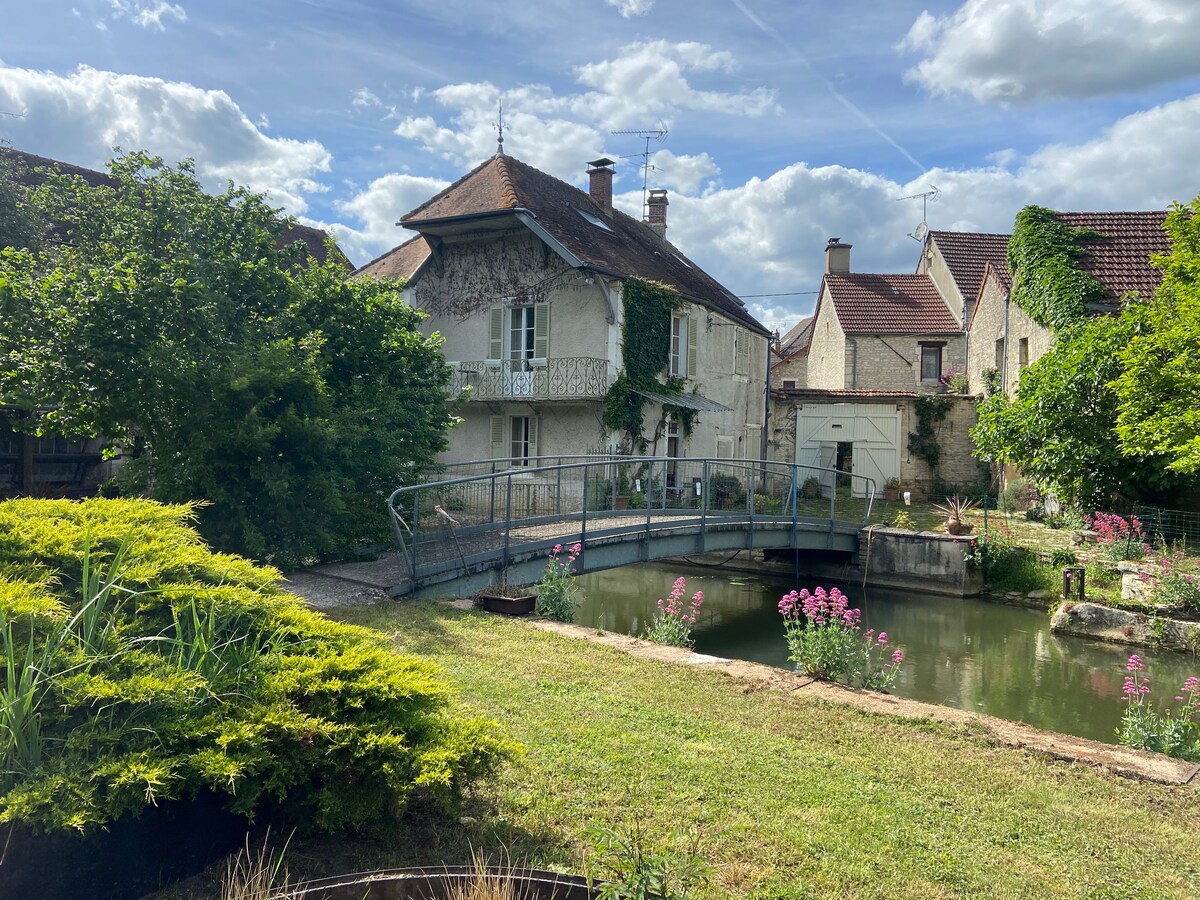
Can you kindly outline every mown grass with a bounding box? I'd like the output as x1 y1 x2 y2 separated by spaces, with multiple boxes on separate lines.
217 600 1200 900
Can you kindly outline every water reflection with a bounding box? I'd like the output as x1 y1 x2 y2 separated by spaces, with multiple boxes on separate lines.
575 563 1199 744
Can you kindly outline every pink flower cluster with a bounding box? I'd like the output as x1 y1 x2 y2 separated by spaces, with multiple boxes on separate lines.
1122 654 1152 701
657 576 704 625
1087 512 1146 547
778 586 860 628
548 542 582 564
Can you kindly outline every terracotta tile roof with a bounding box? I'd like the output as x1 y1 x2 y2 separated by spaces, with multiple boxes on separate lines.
354 234 432 281
774 316 814 359
397 154 769 335
1 147 350 270
1053 211 1168 306
825 273 960 334
926 230 1010 300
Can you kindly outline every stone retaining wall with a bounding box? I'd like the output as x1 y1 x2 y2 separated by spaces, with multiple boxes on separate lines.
860 526 983 597
1050 602 1200 653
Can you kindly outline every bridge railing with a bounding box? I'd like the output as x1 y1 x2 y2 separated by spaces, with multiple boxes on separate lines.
387 457 876 585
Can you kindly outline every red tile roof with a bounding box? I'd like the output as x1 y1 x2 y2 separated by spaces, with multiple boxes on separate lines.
967 260 1013 329
926 230 1010 301
775 387 919 399
825 273 960 334
1053 211 1168 306
354 234 432 282
1 147 350 269
388 154 768 335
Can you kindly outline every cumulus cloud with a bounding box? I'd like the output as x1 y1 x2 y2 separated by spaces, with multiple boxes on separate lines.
320 172 451 265
391 41 776 174
605 0 653 17
901 0 1200 105
351 88 382 110
0 64 331 213
108 0 186 31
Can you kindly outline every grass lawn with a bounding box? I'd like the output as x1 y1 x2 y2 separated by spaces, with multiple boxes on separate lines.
220 600 1200 899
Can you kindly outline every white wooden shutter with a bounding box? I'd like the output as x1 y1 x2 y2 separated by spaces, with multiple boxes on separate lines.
528 416 540 466
488 306 504 361
735 329 750 375
744 426 760 459
490 415 508 468
687 315 698 379
533 304 550 361
716 435 735 459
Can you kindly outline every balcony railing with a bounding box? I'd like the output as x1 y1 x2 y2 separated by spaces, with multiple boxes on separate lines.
450 357 609 401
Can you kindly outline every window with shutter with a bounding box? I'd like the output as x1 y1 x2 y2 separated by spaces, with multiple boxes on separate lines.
670 314 686 377
687 316 698 379
715 435 735 459
734 329 750 375
532 304 550 362
488 306 504 361
490 415 508 468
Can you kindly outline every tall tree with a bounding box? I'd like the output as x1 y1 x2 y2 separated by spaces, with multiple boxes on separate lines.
0 152 453 566
1111 197 1200 475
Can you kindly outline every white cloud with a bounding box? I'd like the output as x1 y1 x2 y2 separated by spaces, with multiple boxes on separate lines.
0 64 331 213
901 0 1200 105
321 172 451 264
351 88 382 110
645 150 719 194
108 0 186 31
605 0 654 17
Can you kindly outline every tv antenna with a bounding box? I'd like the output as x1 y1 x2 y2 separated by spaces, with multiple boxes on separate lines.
896 184 940 242
611 125 668 220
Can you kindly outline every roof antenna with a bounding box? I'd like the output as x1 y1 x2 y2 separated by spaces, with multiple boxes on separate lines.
896 185 940 242
494 99 505 156
611 124 668 220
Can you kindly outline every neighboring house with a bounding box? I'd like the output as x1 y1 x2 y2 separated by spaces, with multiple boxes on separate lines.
770 316 813 389
806 239 965 392
356 153 771 469
965 211 1169 396
917 230 1010 341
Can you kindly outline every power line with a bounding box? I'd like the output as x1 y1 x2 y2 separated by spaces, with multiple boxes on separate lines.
739 290 820 298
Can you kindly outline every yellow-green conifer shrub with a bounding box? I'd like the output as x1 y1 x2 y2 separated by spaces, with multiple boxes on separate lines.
0 498 513 834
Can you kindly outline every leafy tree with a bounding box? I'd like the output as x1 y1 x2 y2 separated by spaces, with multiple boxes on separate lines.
1111 197 1200 474
970 313 1183 507
0 149 44 251
0 152 454 566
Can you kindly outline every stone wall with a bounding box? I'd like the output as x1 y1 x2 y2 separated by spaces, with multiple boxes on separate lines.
860 527 983 596
845 333 966 392
805 291 846 390
966 276 1055 397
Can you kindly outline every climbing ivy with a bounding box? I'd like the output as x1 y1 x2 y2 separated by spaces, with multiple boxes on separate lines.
907 393 950 477
1007 206 1106 329
602 278 695 449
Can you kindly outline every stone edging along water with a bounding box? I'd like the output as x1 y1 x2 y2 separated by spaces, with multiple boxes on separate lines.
524 618 1199 788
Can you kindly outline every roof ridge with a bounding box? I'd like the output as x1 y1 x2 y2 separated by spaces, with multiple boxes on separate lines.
400 155 498 221
493 154 520 209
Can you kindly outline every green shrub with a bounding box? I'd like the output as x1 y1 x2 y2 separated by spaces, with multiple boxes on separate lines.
707 473 746 510
752 493 782 514
1050 548 1078 567
985 552 1059 594
0 498 512 835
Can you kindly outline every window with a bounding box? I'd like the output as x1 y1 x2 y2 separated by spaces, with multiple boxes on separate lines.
490 414 539 467
1018 338 1029 369
716 435 735 459
782 379 797 389
994 338 1005 371
665 417 680 488
744 425 761 460
919 343 943 382
509 305 535 362
669 313 696 378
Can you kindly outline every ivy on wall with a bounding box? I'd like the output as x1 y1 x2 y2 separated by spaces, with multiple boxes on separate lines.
1007 206 1106 330
602 277 696 450
907 393 951 478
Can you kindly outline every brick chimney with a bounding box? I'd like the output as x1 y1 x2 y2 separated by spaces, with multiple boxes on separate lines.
587 157 615 213
646 189 668 237
825 237 852 274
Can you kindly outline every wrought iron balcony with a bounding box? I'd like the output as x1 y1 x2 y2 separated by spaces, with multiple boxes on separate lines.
449 357 610 401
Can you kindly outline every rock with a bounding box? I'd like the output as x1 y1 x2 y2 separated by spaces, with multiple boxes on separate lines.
1026 590 1050 600
459 816 479 826
1071 529 1098 545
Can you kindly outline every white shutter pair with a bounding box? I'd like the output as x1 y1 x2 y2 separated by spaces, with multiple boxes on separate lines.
487 303 550 363
489 415 540 466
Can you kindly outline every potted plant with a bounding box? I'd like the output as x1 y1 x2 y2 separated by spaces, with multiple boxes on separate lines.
476 580 538 615
932 494 979 535
883 477 901 502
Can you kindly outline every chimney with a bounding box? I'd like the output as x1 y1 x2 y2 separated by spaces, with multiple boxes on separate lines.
825 237 852 274
587 157 615 213
646 189 668 237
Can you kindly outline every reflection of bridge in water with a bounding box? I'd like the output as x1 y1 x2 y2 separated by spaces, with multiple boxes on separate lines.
386 456 879 597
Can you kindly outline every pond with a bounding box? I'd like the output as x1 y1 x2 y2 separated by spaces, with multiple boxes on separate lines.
575 562 1200 745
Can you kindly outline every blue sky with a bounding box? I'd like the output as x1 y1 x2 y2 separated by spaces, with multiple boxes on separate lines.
3 0 1200 331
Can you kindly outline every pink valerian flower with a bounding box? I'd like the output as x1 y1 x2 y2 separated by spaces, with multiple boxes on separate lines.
891 649 904 665
876 632 888 645
1127 654 1145 672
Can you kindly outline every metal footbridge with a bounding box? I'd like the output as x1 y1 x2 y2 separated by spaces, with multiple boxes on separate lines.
386 456 877 598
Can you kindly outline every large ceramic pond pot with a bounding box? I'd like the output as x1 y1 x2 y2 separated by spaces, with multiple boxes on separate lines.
278 867 616 899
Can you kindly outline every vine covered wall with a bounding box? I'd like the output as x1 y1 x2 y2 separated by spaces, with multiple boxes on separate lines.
1007 206 1106 329
602 277 695 450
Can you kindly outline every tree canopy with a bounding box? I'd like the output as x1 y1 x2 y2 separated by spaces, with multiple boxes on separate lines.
0 152 454 566
1111 197 1200 474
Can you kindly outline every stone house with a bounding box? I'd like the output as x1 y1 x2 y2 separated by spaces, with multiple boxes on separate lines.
356 153 771 470
965 211 1169 397
770 316 813 390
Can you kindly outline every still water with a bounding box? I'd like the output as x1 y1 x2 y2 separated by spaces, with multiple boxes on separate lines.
576 563 1200 744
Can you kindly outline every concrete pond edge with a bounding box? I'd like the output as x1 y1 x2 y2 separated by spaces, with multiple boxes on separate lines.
525 618 1200 788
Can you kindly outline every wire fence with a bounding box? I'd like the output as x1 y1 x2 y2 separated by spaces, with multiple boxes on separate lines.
1132 504 1200 546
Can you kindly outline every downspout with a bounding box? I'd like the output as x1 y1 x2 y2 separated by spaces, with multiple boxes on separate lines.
849 337 858 389
762 336 771 461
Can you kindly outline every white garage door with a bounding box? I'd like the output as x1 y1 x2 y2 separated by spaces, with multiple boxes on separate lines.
795 403 901 498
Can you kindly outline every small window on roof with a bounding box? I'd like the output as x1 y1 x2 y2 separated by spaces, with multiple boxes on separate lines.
573 207 613 232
